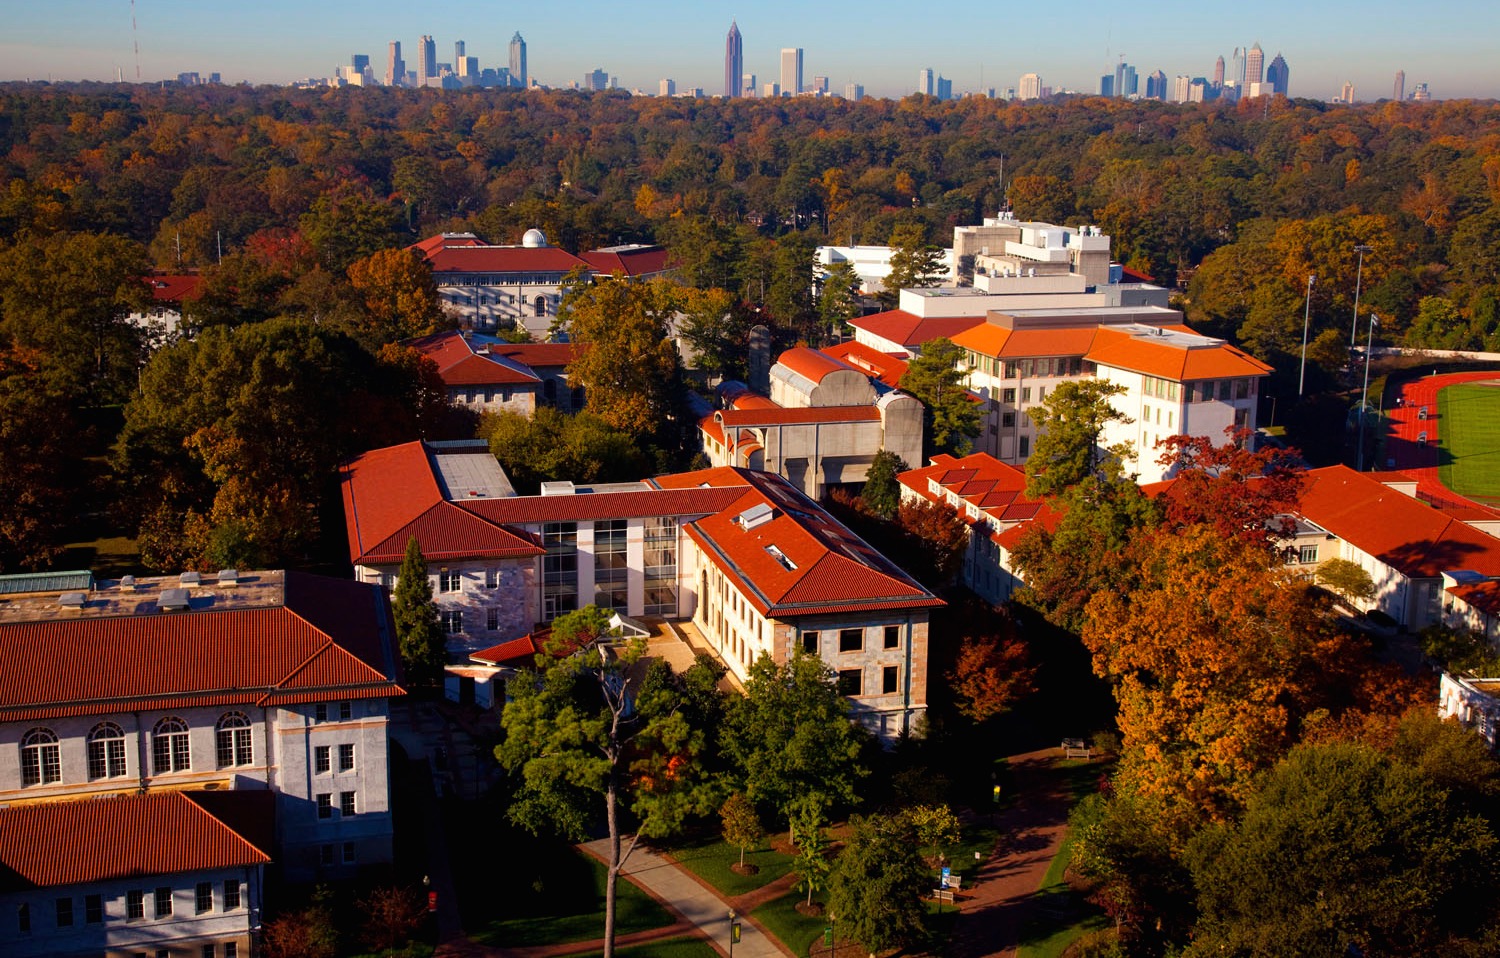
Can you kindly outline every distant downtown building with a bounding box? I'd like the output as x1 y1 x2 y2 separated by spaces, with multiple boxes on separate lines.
1394 69 1406 101
1245 42 1264 86
418 35 436 85
724 21 742 97
1266 54 1289 95
1017 73 1042 100
780 47 803 96
918 68 933 96
385 41 403 87
844 82 864 100
510 32 526 88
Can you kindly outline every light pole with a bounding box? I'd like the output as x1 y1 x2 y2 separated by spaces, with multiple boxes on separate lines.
1298 274 1316 396
1357 312 1379 471
1349 244 1373 350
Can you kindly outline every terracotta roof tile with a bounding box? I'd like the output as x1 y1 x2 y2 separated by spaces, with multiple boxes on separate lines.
953 323 1101 358
717 407 882 426
579 246 672 278
421 245 588 275
1085 326 1271 381
850 311 985 349
488 342 577 369
0 792 269 890
462 487 745 525
821 342 908 388
1449 581 1500 617
775 347 858 384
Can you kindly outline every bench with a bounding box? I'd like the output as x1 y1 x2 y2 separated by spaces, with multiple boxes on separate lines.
1062 738 1093 759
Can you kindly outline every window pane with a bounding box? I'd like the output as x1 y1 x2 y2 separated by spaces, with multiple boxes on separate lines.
838 629 862 652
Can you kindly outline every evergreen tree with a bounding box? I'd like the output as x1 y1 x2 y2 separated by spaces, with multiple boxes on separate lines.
897 337 980 457
392 536 446 686
878 223 944 309
861 450 907 519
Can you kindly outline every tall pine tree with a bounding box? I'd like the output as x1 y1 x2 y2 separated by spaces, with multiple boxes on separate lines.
392 536 446 686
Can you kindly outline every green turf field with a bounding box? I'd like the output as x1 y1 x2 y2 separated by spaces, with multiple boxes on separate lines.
1438 382 1500 503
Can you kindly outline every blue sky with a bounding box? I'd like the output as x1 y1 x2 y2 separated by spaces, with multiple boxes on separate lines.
4 1 1498 100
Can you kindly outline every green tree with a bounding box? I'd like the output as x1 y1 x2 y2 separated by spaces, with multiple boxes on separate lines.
1405 295 1475 351
792 801 833 908
719 792 763 869
861 450 907 520
827 814 931 954
1419 623 1500 677
879 223 944 309
480 408 651 494
299 191 401 272
497 606 715 958
817 260 862 339
1314 557 1377 604
722 653 867 834
897 337 980 457
1187 739 1500 958
0 352 77 572
392 537 446 685
675 286 748 381
558 276 683 441
900 804 963 865
1024 379 1133 499
766 232 817 336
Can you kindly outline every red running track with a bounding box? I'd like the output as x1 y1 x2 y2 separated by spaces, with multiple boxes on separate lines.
1384 370 1500 516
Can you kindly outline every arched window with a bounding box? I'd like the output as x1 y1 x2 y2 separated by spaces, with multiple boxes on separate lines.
151 717 191 774
20 728 60 786
215 712 253 768
533 295 547 317
87 722 127 780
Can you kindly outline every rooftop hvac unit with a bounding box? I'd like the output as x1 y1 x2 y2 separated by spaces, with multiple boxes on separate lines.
159 588 191 612
217 569 239 587
736 502 775 530
179 571 202 588
59 592 87 610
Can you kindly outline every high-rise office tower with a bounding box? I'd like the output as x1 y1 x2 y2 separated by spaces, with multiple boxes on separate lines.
918 68 934 96
780 48 803 96
352 54 370 75
1245 43 1264 85
812 76 830 95
1146 70 1167 100
1099 74 1114 97
1231 47 1246 86
385 41 404 87
1340 81 1355 104
844 82 864 100
418 35 436 82
584 68 608 91
936 76 951 100
1212 56 1225 90
1394 70 1406 101
660 78 676 96
1171 75 1191 103
510 33 527 88
1266 54 1289 95
743 74 756 97
1018 73 1042 100
454 40 465 64
1122 64 1137 97
724 21 742 97
1411 82 1430 101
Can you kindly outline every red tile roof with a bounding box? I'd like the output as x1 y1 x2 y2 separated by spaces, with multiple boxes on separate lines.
1449 580 1500 618
0 573 403 723
408 331 542 386
776 347 859 385
717 407 882 427
849 310 985 349
1085 326 1272 381
1299 466 1500 580
471 632 547 667
488 342 577 369
462 487 745 525
952 323 1100 359
0 792 269 890
898 453 1041 524
821 342 909 389
420 244 589 275
720 382 779 411
579 246 672 278
651 468 943 618
141 272 204 304
408 233 487 258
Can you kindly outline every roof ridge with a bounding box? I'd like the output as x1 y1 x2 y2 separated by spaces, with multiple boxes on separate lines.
178 792 273 864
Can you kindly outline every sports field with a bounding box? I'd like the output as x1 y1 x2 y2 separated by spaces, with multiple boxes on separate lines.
1438 381 1500 504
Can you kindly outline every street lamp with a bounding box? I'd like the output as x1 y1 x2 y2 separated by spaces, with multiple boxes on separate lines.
1298 274 1316 396
1349 244 1373 350
1357 312 1380 471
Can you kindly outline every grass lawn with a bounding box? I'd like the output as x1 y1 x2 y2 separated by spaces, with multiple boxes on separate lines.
751 890 831 957
667 834 795 897
570 936 721 958
1439 382 1500 503
56 535 142 578
457 845 673 948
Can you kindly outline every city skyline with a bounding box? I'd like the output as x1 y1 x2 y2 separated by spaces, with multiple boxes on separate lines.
5 2 1499 100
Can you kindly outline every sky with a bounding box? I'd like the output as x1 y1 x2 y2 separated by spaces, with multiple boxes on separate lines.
4 1 1499 101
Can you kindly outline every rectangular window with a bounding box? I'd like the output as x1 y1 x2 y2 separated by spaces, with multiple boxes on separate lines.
487 607 500 630
1019 359 1034 377
1299 545 1319 564
317 793 333 819
1001 412 1015 428
224 881 241 911
154 887 172 919
802 631 819 654
441 610 464 634
339 701 352 721
883 666 899 694
203 946 217 958
1019 435 1031 457
341 791 357 817
1001 387 1016 404
343 841 357 864
196 882 213 914
85 894 102 924
1235 379 1250 400
226 944 238 958
314 745 331 774
1218 380 1232 401
1003 360 1020 379
127 890 144 921
315 703 328 723
339 743 355 772
1038 386 1047 400
837 669 863 697
321 844 335 867
56 897 72 927
839 628 863 652
884 625 900 649
486 568 502 589
440 570 462 592
1020 387 1032 403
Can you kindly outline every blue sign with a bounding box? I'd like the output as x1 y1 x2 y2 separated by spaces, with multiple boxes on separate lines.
940 866 951 889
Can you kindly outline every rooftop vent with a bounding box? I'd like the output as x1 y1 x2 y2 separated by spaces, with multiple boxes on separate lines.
159 588 191 612
179 571 201 588
764 545 797 571
119 575 137 591
736 502 775 531
540 481 577 497
217 569 238 588
59 592 87 610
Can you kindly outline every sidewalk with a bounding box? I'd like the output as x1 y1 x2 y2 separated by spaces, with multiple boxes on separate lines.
579 839 788 957
950 748 1082 958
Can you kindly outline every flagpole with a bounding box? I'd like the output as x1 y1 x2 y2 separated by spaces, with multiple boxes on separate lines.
1357 313 1379 472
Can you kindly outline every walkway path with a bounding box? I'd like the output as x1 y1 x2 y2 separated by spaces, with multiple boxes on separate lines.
950 748 1084 958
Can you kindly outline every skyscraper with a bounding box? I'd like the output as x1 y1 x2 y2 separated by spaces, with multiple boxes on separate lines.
510 33 527 89
660 78 676 96
743 74 756 97
936 76 952 100
844 82 864 101
1018 73 1042 100
780 48 803 96
724 21 742 98
1339 81 1356 104
1122 64 1137 97
1266 54 1289 95
385 41 404 87
1394 70 1406 102
1146 70 1167 100
454 40 465 64
1099 74 1113 97
418 35 436 83
1212 56 1225 90
585 68 608 91
1231 47 1246 86
918 68 934 96
1245 43 1264 85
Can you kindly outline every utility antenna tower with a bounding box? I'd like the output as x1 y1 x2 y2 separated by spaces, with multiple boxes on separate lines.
132 0 142 80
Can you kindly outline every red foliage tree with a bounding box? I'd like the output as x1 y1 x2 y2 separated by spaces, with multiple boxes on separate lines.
1154 427 1307 548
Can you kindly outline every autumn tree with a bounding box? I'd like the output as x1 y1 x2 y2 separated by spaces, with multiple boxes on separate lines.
1154 426 1307 548
497 606 717 958
0 346 77 572
897 337 980 457
261 891 337 958
861 450 907 520
721 653 868 835
1024 379 1134 499
346 246 449 344
392 537 446 685
894 497 970 588
1315 557 1377 605
558 276 683 441
720 793 763 870
948 628 1038 723
356 885 429 954
879 223 944 309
